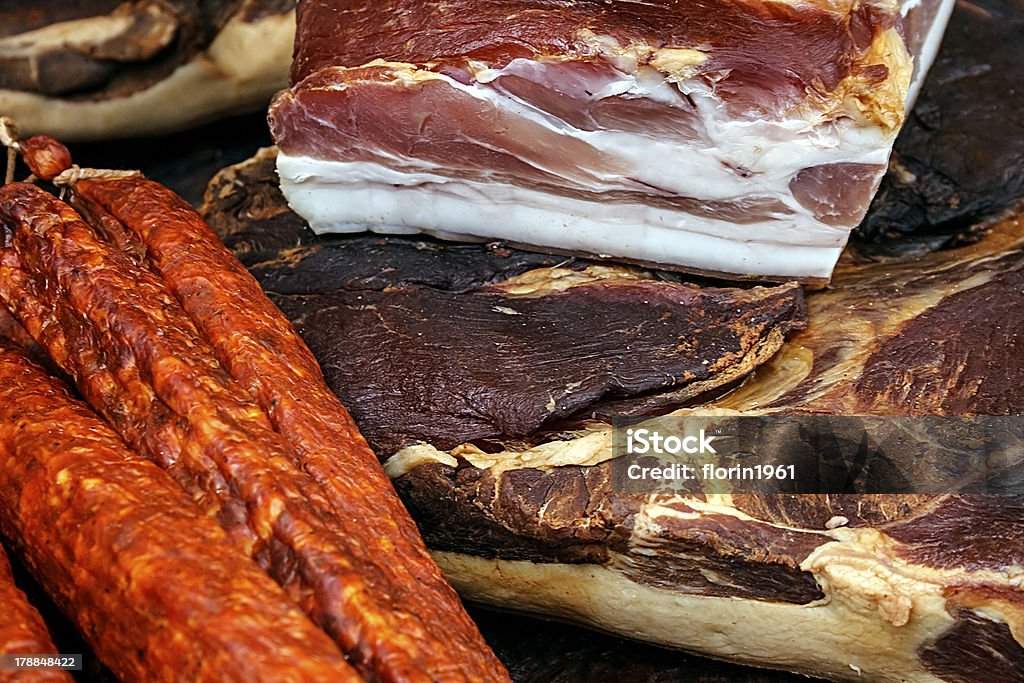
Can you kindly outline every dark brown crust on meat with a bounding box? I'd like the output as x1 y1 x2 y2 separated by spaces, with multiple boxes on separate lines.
0 341 356 683
0 1 182 98
0 182 491 682
395 462 829 604
621 500 826 602
242 0 295 21
395 462 638 563
70 175 509 682
201 147 1024 679
293 0 898 117
202 150 807 456
0 544 70 683
268 279 805 454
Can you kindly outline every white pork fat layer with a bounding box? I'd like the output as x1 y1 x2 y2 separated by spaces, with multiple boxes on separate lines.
279 154 847 280
276 0 954 280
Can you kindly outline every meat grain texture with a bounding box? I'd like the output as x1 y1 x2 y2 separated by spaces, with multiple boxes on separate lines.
271 0 953 280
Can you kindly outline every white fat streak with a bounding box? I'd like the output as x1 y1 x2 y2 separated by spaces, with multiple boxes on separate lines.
278 154 848 279
278 58 902 277
384 431 613 478
383 443 458 479
900 0 924 14
473 58 682 105
296 61 893 204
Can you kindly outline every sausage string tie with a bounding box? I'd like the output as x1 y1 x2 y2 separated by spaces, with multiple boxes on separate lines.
51 167 142 200
0 117 20 186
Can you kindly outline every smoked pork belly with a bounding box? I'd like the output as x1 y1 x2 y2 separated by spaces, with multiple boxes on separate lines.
270 0 954 281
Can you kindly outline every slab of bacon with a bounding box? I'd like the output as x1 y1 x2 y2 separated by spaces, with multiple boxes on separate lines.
270 0 954 281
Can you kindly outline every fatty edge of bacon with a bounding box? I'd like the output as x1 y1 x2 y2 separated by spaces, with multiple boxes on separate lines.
271 0 955 281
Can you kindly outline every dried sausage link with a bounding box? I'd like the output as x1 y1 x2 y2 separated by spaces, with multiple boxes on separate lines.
71 172 509 681
0 182 477 681
0 542 70 683
0 188 331 610
0 305 32 354
0 341 358 683
0 248 268 572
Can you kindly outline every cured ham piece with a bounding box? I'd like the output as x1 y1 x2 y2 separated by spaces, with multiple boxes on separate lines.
270 0 954 281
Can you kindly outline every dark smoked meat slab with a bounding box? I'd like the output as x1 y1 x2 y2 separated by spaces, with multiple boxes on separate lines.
205 149 807 456
378 214 1024 683
270 280 804 455
203 150 1024 682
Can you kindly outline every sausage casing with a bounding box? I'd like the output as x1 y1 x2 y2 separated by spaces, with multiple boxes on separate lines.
0 341 358 683
0 542 70 683
71 170 508 682
1 181 502 680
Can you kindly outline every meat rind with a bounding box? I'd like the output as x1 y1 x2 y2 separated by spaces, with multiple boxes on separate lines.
0 1 295 140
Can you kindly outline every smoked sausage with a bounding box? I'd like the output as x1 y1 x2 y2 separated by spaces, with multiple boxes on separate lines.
0 341 358 683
